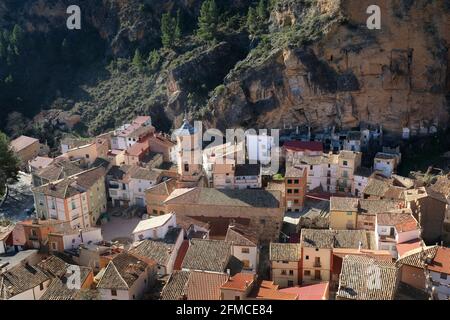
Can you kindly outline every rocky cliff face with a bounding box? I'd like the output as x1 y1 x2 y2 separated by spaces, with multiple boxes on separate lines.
2 0 449 140
207 0 450 137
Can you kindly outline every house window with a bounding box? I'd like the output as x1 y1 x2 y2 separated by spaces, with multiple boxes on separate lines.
51 242 57 250
304 270 311 276
287 189 292 194
305 255 309 260
289 270 294 276
294 189 299 194
281 270 287 275
184 164 189 172
347 212 353 216
235 296 241 300
310 165 313 170
153 210 158 215
241 247 250 254
294 179 299 184
31 229 37 237
111 289 117 296
294 199 299 204
71 200 76 210
343 160 348 166
288 280 294 287
39 283 44 291
287 179 292 184
282 261 289 264
440 273 448 280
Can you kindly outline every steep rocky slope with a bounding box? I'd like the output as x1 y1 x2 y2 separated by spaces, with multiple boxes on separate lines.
1 0 449 140
208 0 450 136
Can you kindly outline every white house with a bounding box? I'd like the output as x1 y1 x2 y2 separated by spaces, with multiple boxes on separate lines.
234 164 262 189
428 247 450 300
48 226 103 252
225 224 259 272
111 116 154 151
343 131 362 152
128 167 160 207
131 227 184 276
294 153 338 193
375 211 420 258
374 152 401 177
132 213 177 242
246 133 274 165
97 252 156 300
352 167 372 197
0 224 14 255
0 262 51 300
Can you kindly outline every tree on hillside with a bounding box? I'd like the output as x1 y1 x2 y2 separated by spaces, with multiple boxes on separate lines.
148 49 161 71
197 0 219 42
161 13 176 48
174 9 183 43
132 49 144 70
247 7 258 36
0 131 20 192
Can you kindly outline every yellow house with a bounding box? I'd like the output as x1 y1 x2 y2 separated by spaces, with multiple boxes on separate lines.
329 197 359 230
10 135 41 169
33 167 107 228
300 229 376 285
269 243 301 288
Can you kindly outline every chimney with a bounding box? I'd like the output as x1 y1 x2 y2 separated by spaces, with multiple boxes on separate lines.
226 269 231 276
358 241 362 252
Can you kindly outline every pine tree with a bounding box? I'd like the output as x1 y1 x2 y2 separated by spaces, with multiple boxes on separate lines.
247 7 257 36
148 49 161 71
256 0 267 21
0 131 20 191
132 49 144 70
161 13 176 48
174 9 183 43
10 24 24 56
197 0 219 42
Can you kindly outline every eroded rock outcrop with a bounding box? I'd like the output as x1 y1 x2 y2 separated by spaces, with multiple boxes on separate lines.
208 0 450 137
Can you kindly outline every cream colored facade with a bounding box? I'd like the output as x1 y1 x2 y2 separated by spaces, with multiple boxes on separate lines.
271 261 300 288
301 247 332 284
330 210 358 230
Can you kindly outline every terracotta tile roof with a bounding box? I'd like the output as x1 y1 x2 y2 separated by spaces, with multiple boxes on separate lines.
0 224 14 242
376 212 419 233
269 243 301 261
130 229 182 267
358 199 403 215
10 135 38 152
279 282 329 300
125 138 150 157
249 280 298 300
35 159 84 182
396 239 423 258
164 187 282 208
396 245 438 269
285 164 306 178
187 216 250 240
220 273 255 291
0 262 50 299
225 224 258 247
97 252 151 290
40 278 80 300
128 166 160 181
29 156 54 169
330 197 359 212
160 270 190 300
181 239 231 272
428 247 450 274
160 270 228 300
301 229 376 250
185 271 228 300
176 215 210 232
337 255 399 300
33 167 105 198
430 175 450 197
283 141 323 152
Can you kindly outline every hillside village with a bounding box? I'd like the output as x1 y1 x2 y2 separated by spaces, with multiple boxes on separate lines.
0 115 449 300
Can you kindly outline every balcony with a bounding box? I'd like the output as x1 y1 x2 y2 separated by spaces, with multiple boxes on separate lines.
313 262 322 268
